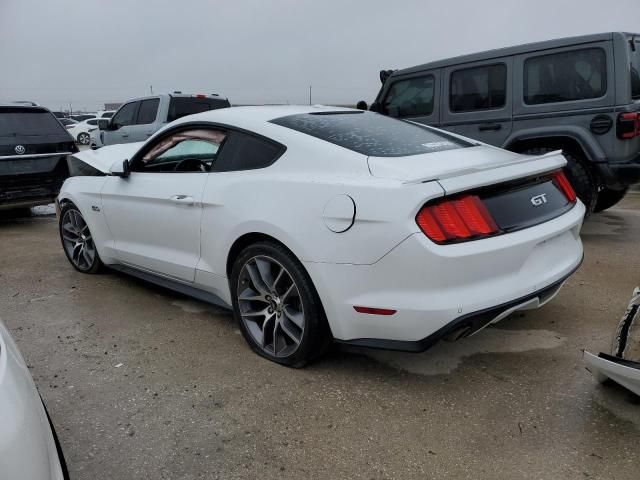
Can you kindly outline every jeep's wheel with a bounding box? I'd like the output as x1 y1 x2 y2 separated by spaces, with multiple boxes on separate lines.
521 147 597 214
594 186 629 213
230 241 330 367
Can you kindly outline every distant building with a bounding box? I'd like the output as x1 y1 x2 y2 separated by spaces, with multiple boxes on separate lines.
104 102 122 111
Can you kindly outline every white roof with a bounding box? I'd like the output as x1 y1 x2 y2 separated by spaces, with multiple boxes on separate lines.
169 104 356 139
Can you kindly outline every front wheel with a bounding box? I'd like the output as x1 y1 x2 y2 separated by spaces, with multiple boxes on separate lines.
59 203 103 273
77 132 90 145
230 241 330 367
594 186 629 213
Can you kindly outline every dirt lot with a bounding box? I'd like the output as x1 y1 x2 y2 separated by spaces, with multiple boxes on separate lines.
1 195 639 480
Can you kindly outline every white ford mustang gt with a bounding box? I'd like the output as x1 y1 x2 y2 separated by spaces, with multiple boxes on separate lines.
57 105 585 366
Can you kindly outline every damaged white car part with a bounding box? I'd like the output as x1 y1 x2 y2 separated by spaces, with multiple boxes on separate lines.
585 287 640 396
58 106 585 367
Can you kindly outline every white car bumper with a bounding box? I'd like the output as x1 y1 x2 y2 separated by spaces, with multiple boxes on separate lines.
306 202 585 348
0 320 66 480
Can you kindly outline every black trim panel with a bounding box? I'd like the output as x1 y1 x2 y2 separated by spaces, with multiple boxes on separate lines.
336 257 583 353
597 352 640 370
109 264 231 309
513 106 615 121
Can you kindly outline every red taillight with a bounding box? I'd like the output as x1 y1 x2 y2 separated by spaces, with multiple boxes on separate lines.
551 170 577 203
353 306 397 315
617 112 640 139
416 195 499 244
192 94 208 99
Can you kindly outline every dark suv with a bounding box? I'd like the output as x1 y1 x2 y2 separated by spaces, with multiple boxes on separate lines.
0 105 77 210
367 32 640 212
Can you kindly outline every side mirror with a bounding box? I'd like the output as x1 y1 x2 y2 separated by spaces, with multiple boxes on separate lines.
97 119 110 131
110 159 131 178
356 100 368 111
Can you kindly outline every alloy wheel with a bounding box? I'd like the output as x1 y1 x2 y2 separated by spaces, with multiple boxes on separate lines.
61 209 96 270
237 255 305 357
78 133 90 145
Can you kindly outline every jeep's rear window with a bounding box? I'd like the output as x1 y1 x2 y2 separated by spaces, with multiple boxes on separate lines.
167 97 230 122
629 37 640 100
0 108 67 137
524 48 606 105
270 111 471 157
450 64 507 112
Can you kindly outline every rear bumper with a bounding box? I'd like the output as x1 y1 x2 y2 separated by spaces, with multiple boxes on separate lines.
0 155 69 208
337 259 580 352
595 155 640 188
306 201 585 346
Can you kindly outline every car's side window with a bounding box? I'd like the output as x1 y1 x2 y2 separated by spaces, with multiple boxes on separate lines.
523 48 606 105
450 64 507 112
136 98 160 125
134 128 227 173
212 131 284 172
111 102 138 128
382 75 435 118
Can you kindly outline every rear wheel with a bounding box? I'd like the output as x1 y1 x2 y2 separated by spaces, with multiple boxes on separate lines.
77 132 90 145
59 203 102 273
230 241 330 367
594 186 629 212
521 147 597 214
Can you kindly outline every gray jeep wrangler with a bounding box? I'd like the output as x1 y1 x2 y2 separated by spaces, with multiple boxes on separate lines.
366 32 640 212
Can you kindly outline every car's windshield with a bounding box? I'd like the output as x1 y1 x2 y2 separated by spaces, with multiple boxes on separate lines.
629 36 640 100
0 109 67 136
270 111 472 157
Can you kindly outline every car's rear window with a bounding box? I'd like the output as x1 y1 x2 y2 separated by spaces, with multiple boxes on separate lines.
270 111 471 157
0 108 67 137
167 97 230 122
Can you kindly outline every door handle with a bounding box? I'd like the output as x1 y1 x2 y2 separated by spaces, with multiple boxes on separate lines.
478 123 502 131
170 195 195 206
121 133 129 137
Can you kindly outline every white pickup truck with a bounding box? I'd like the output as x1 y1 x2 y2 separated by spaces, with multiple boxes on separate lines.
90 92 230 149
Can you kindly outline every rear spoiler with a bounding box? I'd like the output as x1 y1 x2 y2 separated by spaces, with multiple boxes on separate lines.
402 150 565 186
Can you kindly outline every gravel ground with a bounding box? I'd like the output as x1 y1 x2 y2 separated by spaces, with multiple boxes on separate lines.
1 195 639 480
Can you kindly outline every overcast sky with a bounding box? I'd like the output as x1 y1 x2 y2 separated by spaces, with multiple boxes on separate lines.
1 0 639 111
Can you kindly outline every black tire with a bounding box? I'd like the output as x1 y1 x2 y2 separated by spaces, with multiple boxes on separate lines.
59 202 103 274
77 132 90 145
521 147 597 214
594 186 629 213
230 241 330 367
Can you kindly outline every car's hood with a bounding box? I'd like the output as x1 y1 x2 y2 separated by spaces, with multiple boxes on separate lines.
72 142 143 173
368 146 566 194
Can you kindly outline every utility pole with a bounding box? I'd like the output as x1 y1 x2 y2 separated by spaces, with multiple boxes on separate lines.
150 85 154 94
309 84 312 105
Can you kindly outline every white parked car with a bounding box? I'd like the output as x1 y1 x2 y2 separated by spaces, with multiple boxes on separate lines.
67 118 100 145
57 106 585 366
0 318 68 478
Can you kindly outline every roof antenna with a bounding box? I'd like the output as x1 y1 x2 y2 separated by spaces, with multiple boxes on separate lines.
630 35 636 52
